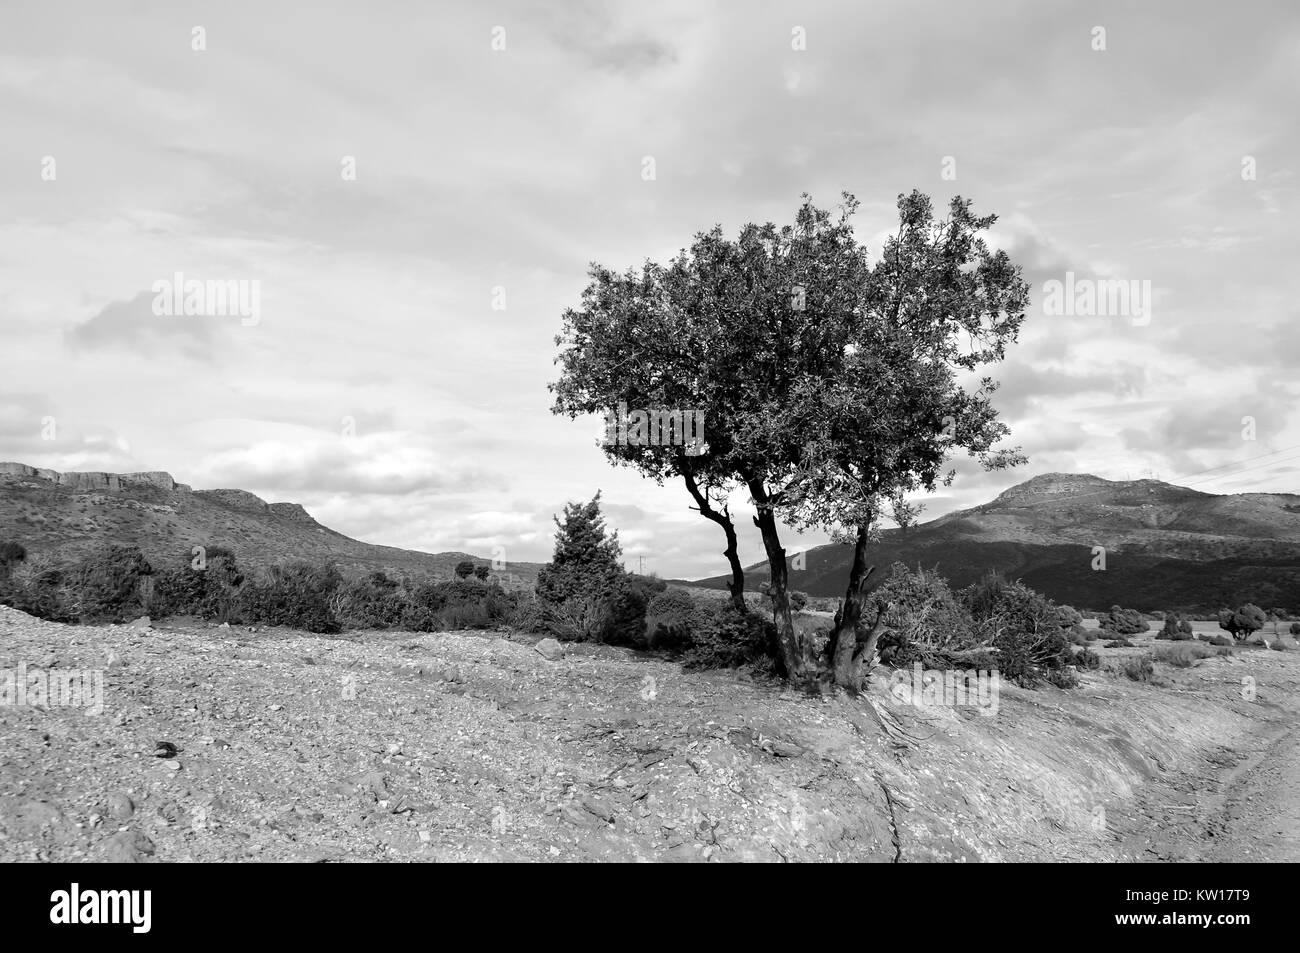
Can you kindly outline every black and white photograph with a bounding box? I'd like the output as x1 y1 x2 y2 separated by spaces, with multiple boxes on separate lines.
0 0 1295 906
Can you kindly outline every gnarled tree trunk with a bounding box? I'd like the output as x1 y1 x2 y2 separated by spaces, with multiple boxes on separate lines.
682 472 746 612
747 478 804 681
826 522 890 691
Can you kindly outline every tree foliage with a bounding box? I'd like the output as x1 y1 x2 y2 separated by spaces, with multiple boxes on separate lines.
552 190 1030 690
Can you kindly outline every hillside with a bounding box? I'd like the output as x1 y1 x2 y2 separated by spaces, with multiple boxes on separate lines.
0 462 540 584
692 473 1300 612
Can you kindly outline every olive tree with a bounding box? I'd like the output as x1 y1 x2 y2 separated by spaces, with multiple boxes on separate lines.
552 191 1029 687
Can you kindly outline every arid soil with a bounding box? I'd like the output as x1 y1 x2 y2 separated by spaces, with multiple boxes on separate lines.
1 604 1296 862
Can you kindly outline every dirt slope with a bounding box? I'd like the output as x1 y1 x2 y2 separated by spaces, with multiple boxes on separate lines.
1 605 1296 862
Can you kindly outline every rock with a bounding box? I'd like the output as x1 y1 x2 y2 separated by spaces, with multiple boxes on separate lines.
128 616 152 630
153 741 179 758
269 502 316 523
120 471 178 491
100 831 156 863
581 798 617 824
728 726 804 758
105 792 135 821
560 802 604 829
58 471 121 491
660 843 705 863
534 638 565 661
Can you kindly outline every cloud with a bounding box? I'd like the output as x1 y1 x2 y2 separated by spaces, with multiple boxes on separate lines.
64 291 216 361
198 434 507 498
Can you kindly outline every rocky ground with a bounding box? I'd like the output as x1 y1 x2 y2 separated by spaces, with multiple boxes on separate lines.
1 604 1296 863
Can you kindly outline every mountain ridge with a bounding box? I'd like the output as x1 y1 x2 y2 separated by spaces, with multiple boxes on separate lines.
690 472 1300 613
0 461 540 584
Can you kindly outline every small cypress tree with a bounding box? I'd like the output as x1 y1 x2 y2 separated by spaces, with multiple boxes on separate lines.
535 493 643 642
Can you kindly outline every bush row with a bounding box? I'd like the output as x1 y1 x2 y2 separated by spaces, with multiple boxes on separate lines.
0 543 520 635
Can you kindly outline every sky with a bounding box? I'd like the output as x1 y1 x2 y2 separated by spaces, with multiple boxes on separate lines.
1 0 1298 580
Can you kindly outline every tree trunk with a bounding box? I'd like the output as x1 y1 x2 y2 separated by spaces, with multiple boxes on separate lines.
827 522 889 691
682 472 746 612
748 478 803 680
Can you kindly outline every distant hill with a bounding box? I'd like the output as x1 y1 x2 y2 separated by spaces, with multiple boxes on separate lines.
690 473 1300 613
0 462 541 584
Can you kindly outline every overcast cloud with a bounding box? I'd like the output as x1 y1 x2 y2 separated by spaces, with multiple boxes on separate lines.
1 0 1296 578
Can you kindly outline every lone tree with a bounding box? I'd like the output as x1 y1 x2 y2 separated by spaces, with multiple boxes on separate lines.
553 190 1029 689
1219 604 1268 642
454 559 475 580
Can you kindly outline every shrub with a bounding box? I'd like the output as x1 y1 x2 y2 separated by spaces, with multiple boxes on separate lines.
331 571 406 629
1056 604 1088 643
238 561 342 634
0 540 26 573
1202 634 1233 647
1218 604 1267 642
1098 605 1150 636
1291 622 1300 636
1045 667 1079 689
1121 655 1155 682
1156 613 1194 641
789 590 809 612
1156 643 1213 667
436 602 494 629
401 579 515 631
680 604 777 671
454 560 475 580
1105 638 1134 648
0 553 77 622
644 588 699 650
874 564 978 670
1072 647 1102 670
148 546 243 622
507 590 546 633
960 573 1074 687
473 564 490 581
63 544 153 622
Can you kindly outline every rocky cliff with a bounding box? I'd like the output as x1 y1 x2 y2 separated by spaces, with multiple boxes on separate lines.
0 462 191 493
